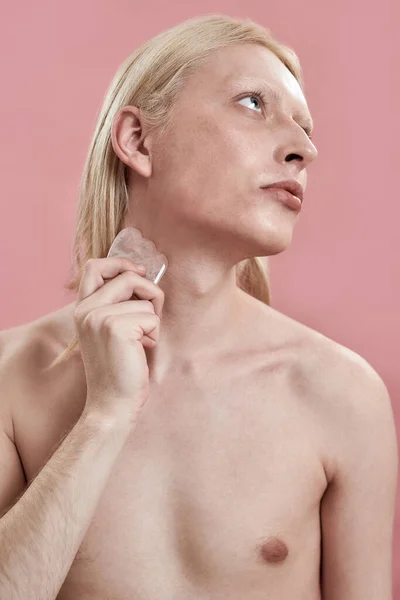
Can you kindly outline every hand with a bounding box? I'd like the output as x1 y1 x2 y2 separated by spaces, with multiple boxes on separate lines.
74 257 164 426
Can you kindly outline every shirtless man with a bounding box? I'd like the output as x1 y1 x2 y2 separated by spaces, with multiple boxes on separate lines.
0 25 398 600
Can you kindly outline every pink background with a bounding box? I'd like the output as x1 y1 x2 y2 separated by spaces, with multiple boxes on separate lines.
0 0 399 595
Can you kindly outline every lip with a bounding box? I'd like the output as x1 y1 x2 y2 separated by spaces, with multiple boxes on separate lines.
261 179 304 204
262 187 302 211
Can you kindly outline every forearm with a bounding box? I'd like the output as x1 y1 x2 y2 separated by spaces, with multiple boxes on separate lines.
0 409 131 600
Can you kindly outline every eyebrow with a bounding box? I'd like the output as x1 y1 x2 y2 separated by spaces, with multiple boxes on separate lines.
227 76 314 132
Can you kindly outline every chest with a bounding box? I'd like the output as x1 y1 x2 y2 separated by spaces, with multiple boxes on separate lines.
20 357 328 599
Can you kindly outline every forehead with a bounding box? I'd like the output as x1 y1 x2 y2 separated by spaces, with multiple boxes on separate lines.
193 43 313 127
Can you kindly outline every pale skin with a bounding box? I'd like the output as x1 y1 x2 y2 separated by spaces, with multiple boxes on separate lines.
0 42 398 599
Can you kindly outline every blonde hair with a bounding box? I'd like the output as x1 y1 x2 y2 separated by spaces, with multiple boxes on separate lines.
52 13 305 367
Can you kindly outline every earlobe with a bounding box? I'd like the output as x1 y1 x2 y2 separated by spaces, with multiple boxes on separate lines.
111 105 152 179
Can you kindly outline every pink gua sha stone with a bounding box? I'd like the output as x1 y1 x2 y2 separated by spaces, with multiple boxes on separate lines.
107 227 168 285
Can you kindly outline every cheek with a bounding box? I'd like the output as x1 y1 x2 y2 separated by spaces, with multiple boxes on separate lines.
153 113 265 223
177 116 255 194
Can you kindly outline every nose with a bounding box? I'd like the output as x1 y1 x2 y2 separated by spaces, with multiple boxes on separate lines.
284 138 318 168
273 117 318 168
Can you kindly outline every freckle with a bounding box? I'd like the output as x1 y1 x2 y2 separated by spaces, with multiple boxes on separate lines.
258 536 289 563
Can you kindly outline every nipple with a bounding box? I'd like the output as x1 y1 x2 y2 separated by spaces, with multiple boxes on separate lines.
257 536 289 564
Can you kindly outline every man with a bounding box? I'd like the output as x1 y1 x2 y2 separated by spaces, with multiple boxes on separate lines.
0 33 397 600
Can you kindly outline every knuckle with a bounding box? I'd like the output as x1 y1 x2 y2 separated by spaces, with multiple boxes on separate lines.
84 258 97 271
123 269 136 283
145 300 155 312
122 257 136 269
128 272 140 290
74 304 86 325
102 314 117 333
82 310 99 331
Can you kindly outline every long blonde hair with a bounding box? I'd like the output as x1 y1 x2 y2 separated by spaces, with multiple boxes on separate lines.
53 13 304 367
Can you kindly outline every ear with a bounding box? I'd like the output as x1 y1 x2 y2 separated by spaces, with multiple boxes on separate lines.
111 105 152 178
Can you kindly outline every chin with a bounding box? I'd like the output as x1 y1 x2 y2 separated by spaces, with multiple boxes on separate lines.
258 241 292 257
244 223 295 257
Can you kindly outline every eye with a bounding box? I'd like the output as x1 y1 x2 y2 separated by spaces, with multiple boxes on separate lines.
237 90 314 140
237 89 266 113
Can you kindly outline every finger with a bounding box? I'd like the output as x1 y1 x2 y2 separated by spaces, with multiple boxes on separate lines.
78 257 147 301
100 312 160 344
83 300 156 320
80 270 164 321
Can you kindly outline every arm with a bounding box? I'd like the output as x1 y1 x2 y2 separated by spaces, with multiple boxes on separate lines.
0 408 132 600
320 358 398 600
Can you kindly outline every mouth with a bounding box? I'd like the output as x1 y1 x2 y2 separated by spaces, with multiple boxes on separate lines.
261 179 304 204
261 187 302 211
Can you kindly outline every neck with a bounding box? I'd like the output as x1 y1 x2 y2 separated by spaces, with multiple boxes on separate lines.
112 202 265 382
144 259 248 383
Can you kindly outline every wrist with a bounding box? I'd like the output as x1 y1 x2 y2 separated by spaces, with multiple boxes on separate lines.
80 406 134 436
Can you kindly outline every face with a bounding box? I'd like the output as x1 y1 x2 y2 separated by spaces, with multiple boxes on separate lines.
115 43 318 262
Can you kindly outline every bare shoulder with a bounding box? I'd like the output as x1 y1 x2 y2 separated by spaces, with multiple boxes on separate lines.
274 309 394 480
0 321 46 443
0 303 75 371
262 304 389 393
285 312 386 390
0 303 78 440
293 315 390 402
251 300 394 482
